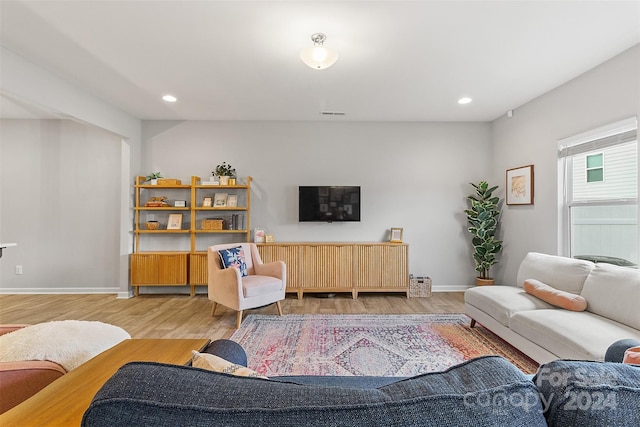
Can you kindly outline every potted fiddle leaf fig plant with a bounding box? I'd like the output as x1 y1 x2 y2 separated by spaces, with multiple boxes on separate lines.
213 162 236 185
465 181 503 285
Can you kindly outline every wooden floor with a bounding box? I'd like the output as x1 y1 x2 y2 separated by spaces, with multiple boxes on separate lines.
0 292 465 340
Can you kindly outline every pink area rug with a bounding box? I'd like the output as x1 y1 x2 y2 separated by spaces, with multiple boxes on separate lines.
229 314 538 376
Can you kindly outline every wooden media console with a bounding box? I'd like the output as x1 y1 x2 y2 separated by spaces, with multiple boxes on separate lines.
257 242 409 299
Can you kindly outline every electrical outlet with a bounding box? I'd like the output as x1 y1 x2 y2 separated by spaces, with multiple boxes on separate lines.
15 265 23 275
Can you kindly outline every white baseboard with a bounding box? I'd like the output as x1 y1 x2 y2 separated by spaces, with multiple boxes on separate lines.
0 287 120 295
117 291 134 299
432 284 471 292
1 285 468 296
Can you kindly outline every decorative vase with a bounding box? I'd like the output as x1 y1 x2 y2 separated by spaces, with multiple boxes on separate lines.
150 179 158 185
229 178 237 186
476 277 495 286
219 176 230 185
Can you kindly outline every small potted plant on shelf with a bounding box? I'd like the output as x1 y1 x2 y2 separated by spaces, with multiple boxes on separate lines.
465 181 503 286
213 162 236 185
145 172 163 185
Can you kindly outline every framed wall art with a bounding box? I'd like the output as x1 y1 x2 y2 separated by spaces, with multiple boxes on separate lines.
167 213 183 230
202 197 213 207
506 164 534 205
226 194 238 207
214 193 228 207
390 227 403 243
254 228 265 243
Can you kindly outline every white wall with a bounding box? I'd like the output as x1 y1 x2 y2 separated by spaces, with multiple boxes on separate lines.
491 44 640 284
0 119 123 292
1 46 142 297
142 120 492 290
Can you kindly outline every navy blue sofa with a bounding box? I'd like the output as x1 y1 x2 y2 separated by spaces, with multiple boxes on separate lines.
82 340 640 426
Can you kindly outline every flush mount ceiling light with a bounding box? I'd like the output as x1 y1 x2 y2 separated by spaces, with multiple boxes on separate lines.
162 94 177 102
458 97 472 105
300 33 339 70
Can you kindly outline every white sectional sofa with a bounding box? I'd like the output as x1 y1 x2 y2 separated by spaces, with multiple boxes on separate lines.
465 252 640 364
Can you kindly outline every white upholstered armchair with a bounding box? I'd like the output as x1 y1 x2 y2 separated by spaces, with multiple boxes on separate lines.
208 243 286 328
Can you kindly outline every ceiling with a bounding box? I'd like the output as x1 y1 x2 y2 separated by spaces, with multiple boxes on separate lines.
1 1 639 122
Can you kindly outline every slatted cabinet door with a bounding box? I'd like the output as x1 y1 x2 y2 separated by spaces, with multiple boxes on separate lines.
131 253 188 296
257 244 302 296
300 244 354 296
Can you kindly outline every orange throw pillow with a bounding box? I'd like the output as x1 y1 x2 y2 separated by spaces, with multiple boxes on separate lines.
623 346 640 365
523 279 587 311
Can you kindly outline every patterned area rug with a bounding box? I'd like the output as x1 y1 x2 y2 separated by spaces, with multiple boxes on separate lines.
229 314 538 376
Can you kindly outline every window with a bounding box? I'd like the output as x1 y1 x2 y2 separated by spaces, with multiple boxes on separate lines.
558 117 638 266
586 153 603 183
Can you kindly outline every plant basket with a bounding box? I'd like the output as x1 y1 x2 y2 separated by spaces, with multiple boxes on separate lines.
409 276 432 297
476 278 495 286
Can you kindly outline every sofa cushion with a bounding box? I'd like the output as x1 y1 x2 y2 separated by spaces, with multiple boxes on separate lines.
465 285 555 327
523 279 587 311
191 351 267 379
516 252 593 293
510 309 640 361
242 275 282 298
534 360 640 426
218 246 248 277
82 356 547 427
580 262 640 330
271 375 406 388
213 243 255 273
0 360 66 414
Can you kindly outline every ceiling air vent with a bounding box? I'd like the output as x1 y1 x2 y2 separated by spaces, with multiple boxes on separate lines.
320 111 346 116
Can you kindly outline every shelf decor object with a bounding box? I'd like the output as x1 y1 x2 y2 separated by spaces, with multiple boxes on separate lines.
145 196 170 207
213 193 227 207
145 221 160 230
145 172 162 185
202 219 224 230
157 178 181 185
254 228 265 243
214 162 236 186
390 228 403 243
167 213 183 230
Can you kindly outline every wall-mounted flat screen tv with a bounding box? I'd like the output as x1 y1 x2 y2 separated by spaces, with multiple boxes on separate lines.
299 186 361 222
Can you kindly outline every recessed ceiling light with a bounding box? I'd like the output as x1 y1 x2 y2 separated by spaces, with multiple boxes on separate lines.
162 95 177 102
458 97 472 105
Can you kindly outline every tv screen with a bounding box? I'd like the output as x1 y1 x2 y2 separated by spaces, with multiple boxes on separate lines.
299 186 361 222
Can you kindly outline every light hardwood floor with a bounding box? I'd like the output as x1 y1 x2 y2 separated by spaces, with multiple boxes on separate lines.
0 292 465 340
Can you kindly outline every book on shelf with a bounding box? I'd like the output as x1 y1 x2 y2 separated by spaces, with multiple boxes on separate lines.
227 214 245 230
